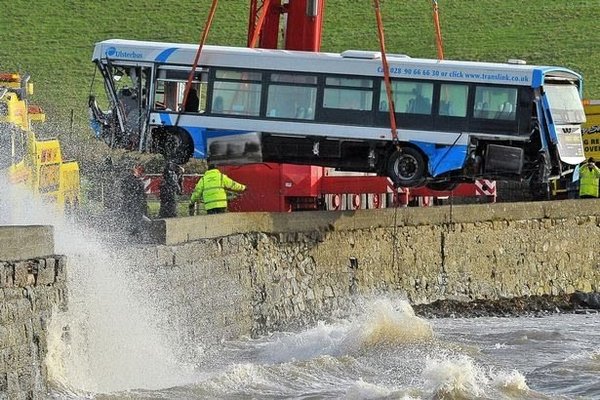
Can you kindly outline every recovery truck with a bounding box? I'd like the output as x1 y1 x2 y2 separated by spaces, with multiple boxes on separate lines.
0 72 80 211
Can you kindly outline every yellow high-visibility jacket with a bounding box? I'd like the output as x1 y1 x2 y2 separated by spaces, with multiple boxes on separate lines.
190 168 245 211
579 164 600 197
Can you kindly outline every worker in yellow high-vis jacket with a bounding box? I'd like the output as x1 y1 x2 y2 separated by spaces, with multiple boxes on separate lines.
579 157 600 198
189 164 246 215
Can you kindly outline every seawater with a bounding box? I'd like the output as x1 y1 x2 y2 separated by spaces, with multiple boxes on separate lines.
48 298 600 399
1 177 598 400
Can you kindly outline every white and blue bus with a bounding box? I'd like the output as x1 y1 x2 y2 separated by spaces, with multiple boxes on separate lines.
90 39 586 189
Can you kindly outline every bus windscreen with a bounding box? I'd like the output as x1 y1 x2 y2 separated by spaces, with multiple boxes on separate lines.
544 84 586 124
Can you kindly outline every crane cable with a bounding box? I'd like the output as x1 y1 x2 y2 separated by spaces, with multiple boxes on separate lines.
432 0 444 60
175 0 219 129
373 0 398 145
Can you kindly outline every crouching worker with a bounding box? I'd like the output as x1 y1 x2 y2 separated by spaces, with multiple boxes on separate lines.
189 164 246 215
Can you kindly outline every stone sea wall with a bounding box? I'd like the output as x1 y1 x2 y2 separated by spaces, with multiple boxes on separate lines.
131 199 600 344
0 226 67 400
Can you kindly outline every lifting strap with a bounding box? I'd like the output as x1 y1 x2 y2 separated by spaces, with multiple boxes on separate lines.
175 0 219 128
373 0 398 144
432 0 445 60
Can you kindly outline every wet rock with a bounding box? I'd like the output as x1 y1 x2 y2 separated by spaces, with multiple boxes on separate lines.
412 293 590 318
570 291 600 309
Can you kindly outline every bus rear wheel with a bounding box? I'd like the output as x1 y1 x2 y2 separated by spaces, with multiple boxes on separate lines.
387 147 426 187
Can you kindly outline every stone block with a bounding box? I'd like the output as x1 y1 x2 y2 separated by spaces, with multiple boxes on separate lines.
13 262 29 288
36 259 55 286
0 372 7 393
17 369 33 395
0 225 54 261
0 263 13 288
55 256 67 283
0 326 9 348
5 370 19 393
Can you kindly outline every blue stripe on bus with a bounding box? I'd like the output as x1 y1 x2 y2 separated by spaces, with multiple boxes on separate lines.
412 141 468 176
541 95 558 143
155 48 178 62
532 69 543 88
186 127 207 158
158 112 173 125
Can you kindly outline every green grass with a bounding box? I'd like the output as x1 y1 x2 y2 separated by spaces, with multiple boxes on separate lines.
1 1 599 134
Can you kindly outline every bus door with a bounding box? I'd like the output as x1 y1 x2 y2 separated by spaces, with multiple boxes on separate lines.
96 61 127 144
95 62 154 151
534 97 553 180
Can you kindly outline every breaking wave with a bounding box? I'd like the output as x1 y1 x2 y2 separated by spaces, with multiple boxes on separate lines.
355 298 434 347
422 354 530 399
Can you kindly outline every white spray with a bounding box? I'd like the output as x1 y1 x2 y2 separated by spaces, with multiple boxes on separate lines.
1 173 195 394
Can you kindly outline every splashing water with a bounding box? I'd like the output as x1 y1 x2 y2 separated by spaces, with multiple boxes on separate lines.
356 298 434 347
0 174 195 394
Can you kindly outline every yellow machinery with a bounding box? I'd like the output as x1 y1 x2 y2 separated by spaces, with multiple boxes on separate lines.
0 73 80 211
582 100 600 160
550 100 600 198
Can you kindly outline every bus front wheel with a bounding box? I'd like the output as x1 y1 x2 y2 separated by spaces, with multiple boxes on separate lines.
161 129 193 164
387 147 426 187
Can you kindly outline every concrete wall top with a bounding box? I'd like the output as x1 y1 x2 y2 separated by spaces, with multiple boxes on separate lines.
148 199 600 245
0 225 54 260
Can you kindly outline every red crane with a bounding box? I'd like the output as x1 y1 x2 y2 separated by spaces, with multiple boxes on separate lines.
247 0 324 51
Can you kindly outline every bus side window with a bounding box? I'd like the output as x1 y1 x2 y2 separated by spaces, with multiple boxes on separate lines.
212 69 262 116
386 81 433 115
439 83 468 117
266 74 317 120
474 86 517 120
213 96 224 113
323 77 373 111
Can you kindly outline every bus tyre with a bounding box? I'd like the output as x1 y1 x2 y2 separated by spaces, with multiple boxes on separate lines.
387 147 426 187
162 130 193 164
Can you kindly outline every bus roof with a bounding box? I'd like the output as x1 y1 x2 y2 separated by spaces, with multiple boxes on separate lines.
93 39 581 87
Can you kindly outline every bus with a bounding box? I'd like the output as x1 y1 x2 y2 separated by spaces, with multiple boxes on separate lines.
90 39 586 189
